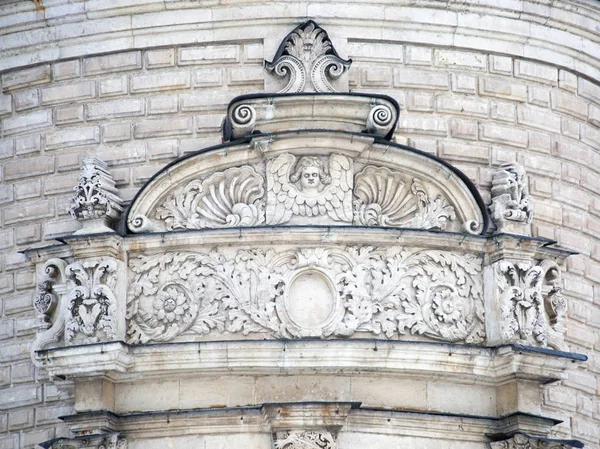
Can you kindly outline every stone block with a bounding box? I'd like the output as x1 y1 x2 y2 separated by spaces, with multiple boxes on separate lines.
450 73 477 94
14 89 40 111
36 404 74 425
14 179 41 201
0 319 14 340
555 140 589 165
244 43 264 63
148 96 178 115
435 49 486 71
180 90 246 112
405 46 433 65
3 198 55 225
148 140 178 160
5 252 30 270
2 65 51 91
554 180 591 209
228 66 264 86
194 114 225 132
582 125 600 151
393 68 448 90
551 91 588 120
0 273 14 295
46 126 100 150
439 142 489 163
535 202 562 224
87 99 145 120
131 71 190 93
132 163 165 185
0 184 14 204
103 122 131 143
437 95 488 117
428 382 495 415
529 177 552 197
489 55 513 74
3 109 52 135
134 117 192 138
0 139 13 159
347 42 403 61
449 119 478 140
528 131 552 154
14 316 37 337
15 224 41 245
84 51 142 76
490 101 516 122
4 156 54 180
578 78 600 105
0 384 42 410
527 86 549 107
0 230 14 250
94 142 146 166
53 60 81 81
179 45 239 65
15 134 41 156
3 293 33 316
41 81 95 105
192 68 223 88
544 385 577 410
561 118 580 139
99 76 128 97
515 60 557 85
0 434 18 449
516 105 561 133
481 123 528 147
56 152 82 172
55 104 85 125
115 379 179 412
22 429 54 449
10 361 34 384
146 49 175 68
558 70 577 92
589 104 600 127
398 115 448 136
478 77 526 102
0 95 12 116
406 92 434 112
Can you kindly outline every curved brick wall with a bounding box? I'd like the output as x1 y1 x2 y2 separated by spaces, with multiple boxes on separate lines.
0 1 599 447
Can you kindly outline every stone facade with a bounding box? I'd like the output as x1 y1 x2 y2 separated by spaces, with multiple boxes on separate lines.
0 1 599 448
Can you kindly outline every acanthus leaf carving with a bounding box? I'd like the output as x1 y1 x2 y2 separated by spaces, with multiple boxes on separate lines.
69 158 124 234
265 20 352 93
127 247 484 344
496 259 567 351
490 163 533 235
274 429 337 449
155 166 265 231
266 154 353 225
65 259 118 345
489 433 578 449
353 166 456 230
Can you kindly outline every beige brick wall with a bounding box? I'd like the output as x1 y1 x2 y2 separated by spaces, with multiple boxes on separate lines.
0 1 599 447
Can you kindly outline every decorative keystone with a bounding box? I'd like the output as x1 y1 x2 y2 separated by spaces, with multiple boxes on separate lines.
266 20 352 93
490 163 533 235
69 158 123 235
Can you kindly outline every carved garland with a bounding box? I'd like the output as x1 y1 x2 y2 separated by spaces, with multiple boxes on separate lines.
274 430 337 449
126 247 484 344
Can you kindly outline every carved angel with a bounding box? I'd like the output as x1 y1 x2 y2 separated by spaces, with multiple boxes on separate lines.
266 153 353 224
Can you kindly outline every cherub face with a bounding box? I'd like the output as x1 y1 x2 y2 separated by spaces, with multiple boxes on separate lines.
301 166 321 190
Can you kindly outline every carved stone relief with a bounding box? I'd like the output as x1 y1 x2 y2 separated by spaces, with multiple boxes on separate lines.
266 154 353 224
496 260 566 351
129 152 480 233
489 433 576 449
274 430 337 449
34 259 67 332
40 432 126 449
265 21 352 93
490 163 533 235
69 158 124 234
126 247 484 344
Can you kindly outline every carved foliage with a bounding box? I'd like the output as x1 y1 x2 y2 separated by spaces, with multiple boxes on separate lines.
490 163 533 234
274 430 337 449
155 166 265 231
65 259 118 344
265 21 352 93
69 158 123 230
43 433 126 449
489 434 575 449
266 154 353 224
496 260 567 351
353 166 456 230
126 247 484 344
34 260 66 331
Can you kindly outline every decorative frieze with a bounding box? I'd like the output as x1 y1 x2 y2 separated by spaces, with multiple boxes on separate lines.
69 158 124 235
490 163 533 235
274 430 337 449
265 20 352 93
489 433 579 449
495 259 566 351
126 247 484 344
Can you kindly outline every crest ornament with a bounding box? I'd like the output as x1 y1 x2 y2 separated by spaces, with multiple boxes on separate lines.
69 158 124 234
266 20 352 93
490 163 533 235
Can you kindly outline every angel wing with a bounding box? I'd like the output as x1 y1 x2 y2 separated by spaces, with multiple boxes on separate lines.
266 153 297 225
323 154 353 222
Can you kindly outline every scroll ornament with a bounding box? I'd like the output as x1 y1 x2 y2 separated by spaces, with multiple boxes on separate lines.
265 20 352 93
274 430 337 449
496 260 567 351
489 433 577 449
490 163 533 235
126 247 484 344
69 158 124 234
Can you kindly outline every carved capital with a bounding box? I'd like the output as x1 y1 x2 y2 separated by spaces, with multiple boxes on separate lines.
490 163 533 235
495 259 567 351
40 432 126 449
266 20 352 93
489 433 580 449
69 158 124 234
